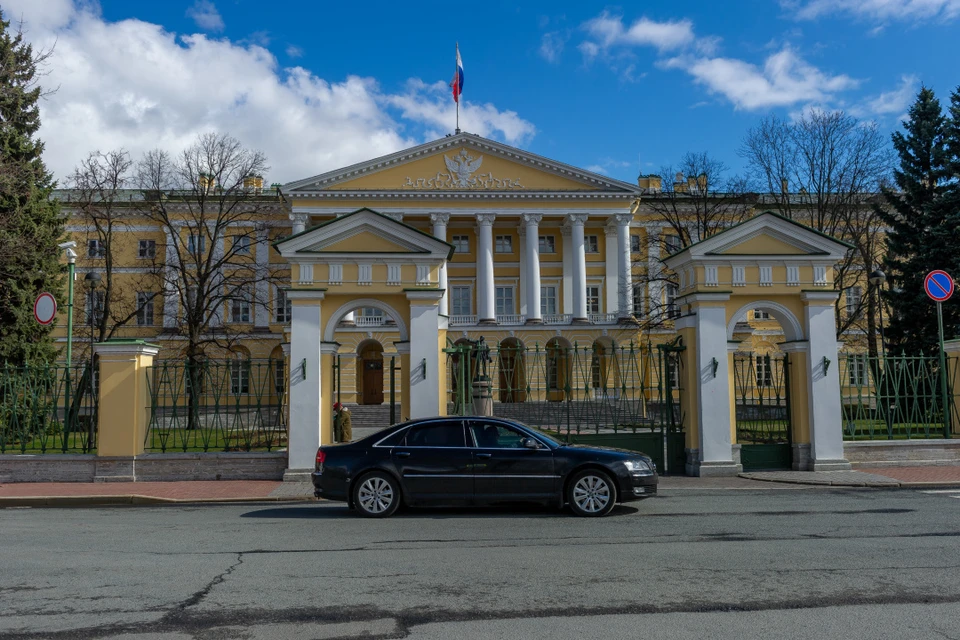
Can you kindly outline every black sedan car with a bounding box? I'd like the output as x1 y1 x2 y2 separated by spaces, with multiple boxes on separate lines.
312 416 658 518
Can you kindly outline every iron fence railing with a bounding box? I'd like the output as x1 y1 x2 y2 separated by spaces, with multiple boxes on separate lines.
839 353 953 440
0 361 99 454
145 359 287 452
443 339 684 437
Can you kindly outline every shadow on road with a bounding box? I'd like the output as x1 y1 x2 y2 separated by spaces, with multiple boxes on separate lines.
241 503 639 520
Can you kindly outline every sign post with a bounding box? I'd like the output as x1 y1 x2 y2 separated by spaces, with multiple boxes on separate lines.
925 270 955 437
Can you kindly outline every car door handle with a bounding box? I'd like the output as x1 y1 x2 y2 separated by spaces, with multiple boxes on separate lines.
475 453 492 459
395 451 411 458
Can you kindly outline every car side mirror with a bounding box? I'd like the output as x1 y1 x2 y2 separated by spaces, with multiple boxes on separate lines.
521 437 541 450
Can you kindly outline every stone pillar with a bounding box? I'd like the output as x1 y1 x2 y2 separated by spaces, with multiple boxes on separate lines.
523 213 543 324
802 291 851 470
286 291 324 475
407 291 445 418
518 225 528 316
604 223 619 314
561 224 573 315
781 341 812 470
254 224 271 330
476 213 497 324
430 213 451 317
289 212 309 235
92 341 159 469
162 229 179 330
394 342 411 422
615 213 634 318
319 343 338 446
569 213 589 324
689 293 741 476
945 340 960 435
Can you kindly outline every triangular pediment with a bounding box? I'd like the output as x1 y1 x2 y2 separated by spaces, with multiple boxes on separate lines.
282 133 640 195
274 208 453 261
664 212 853 269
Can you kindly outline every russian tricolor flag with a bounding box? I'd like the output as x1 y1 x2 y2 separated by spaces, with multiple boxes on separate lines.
451 45 464 103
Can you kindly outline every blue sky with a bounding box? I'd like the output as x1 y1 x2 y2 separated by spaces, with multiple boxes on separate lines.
3 0 957 184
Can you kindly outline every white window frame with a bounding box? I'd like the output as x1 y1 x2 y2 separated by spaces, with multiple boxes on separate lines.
137 239 156 259
451 285 472 316
87 239 105 259
233 233 251 255
753 308 771 320
586 286 601 314
274 287 291 323
630 235 642 254
584 235 599 254
665 284 680 319
495 235 513 253
663 234 681 254
755 356 773 388
541 286 558 315
538 235 556 254
494 285 515 315
136 292 155 326
230 358 250 395
187 233 206 254
451 235 469 254
846 286 863 317
229 287 252 323
847 355 868 386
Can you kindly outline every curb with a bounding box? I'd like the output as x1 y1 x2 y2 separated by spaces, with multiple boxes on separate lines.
738 474 901 488
0 494 318 508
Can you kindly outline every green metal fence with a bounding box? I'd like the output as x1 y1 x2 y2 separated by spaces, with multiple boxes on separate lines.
444 338 686 473
734 353 792 470
145 359 287 452
0 361 99 454
839 353 952 440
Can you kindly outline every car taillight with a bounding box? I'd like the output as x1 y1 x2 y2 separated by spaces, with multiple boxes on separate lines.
316 449 326 466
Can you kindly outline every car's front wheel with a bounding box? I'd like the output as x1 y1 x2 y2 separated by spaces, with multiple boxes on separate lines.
567 469 617 517
353 471 401 518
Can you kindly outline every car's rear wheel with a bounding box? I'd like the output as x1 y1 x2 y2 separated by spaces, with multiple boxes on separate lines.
567 469 617 517
353 471 400 518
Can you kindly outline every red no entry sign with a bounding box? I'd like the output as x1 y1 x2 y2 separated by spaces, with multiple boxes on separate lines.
34 292 57 325
925 270 955 303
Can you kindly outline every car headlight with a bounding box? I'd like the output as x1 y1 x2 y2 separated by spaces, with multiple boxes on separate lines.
623 459 653 473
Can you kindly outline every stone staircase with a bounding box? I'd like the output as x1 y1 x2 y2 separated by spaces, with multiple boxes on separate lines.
343 404 397 440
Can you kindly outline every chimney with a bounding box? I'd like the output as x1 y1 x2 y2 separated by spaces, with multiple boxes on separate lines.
243 174 264 194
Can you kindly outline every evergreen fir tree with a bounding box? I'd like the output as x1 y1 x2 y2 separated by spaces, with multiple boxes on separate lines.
877 87 958 354
0 12 64 365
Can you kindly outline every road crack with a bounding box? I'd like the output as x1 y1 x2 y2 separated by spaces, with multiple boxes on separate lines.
174 552 244 612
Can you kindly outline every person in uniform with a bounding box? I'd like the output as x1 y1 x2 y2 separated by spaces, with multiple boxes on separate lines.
332 402 352 443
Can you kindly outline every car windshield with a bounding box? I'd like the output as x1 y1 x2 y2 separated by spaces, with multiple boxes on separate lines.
511 422 562 448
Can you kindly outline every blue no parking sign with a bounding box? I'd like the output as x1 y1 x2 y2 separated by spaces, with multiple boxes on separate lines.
924 270 954 303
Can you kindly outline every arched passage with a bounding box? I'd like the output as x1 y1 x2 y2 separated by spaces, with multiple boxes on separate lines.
498 337 527 403
323 298 409 343
356 339 385 405
726 300 804 343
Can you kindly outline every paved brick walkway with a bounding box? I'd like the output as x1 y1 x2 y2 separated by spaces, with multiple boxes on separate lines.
862 466 960 485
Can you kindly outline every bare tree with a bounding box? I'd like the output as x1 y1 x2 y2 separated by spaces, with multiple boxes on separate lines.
741 110 893 349
628 152 752 333
70 150 158 350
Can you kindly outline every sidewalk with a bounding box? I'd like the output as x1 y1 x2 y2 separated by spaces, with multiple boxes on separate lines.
2 466 960 507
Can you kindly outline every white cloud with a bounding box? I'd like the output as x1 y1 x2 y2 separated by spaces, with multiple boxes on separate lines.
539 31 567 63
580 12 695 59
186 0 223 32
0 0 535 184
285 44 303 58
785 0 960 22
850 74 918 118
664 47 858 110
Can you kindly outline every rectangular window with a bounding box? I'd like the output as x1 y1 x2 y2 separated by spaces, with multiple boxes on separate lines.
274 360 285 394
452 286 471 316
495 286 514 315
633 284 645 317
538 235 556 254
85 290 105 325
630 235 642 254
87 239 105 258
495 235 513 253
233 234 251 255
665 284 680 319
229 287 252 323
663 234 681 254
755 356 773 387
586 286 601 314
137 239 156 259
187 233 206 254
584 235 599 254
274 288 291 323
847 355 868 386
230 359 250 395
136 292 155 326
753 309 771 320
541 286 557 315
846 286 863 317
452 235 469 254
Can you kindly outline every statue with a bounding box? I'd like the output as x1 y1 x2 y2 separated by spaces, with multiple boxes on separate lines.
443 149 483 188
475 336 491 380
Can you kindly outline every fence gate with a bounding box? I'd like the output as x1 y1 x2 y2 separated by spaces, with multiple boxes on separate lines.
443 338 687 474
734 353 792 471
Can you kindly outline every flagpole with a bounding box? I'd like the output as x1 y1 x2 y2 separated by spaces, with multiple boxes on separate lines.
454 42 460 134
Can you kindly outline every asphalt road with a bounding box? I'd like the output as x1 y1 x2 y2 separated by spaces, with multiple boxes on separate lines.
2 485 960 640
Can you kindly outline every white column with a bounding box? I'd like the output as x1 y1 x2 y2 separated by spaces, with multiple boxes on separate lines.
430 213 451 316
518 225 528 316
690 295 741 476
287 293 323 471
604 224 619 314
254 224 271 329
522 213 543 323
408 291 444 418
647 228 662 318
802 291 851 470
342 311 356 326
476 213 497 324
289 213 309 235
569 213 589 323
616 213 634 317
162 229 179 329
561 224 572 315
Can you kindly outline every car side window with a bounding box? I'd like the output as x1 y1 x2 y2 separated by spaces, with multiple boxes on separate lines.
376 428 409 447
469 422 527 449
403 422 466 448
